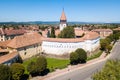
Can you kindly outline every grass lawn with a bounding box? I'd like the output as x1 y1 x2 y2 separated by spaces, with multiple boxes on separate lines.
87 50 103 61
23 57 70 74
47 58 70 72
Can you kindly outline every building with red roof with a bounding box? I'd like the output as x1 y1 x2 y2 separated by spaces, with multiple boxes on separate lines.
92 29 113 38
0 28 26 41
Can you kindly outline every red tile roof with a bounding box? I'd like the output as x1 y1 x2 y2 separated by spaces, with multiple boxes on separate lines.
6 31 99 48
7 32 42 48
55 29 60 36
0 28 26 36
92 29 113 32
42 32 99 43
42 37 84 43
60 10 67 20
74 28 88 36
0 49 9 53
0 40 11 48
83 32 100 40
55 29 88 37
4 29 26 36
113 27 120 30
0 51 18 64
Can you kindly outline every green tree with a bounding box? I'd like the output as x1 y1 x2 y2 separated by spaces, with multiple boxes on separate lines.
100 39 109 51
107 31 120 43
27 56 47 76
0 64 11 80
39 26 48 31
70 48 87 65
58 26 75 38
47 30 51 37
75 48 87 63
39 32 42 35
50 27 56 38
10 63 25 80
92 60 120 80
105 38 111 44
107 34 114 42
106 45 112 53
27 61 36 75
35 56 47 74
70 52 79 64
113 34 119 42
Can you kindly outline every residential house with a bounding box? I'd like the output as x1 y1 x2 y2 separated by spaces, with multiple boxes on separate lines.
7 32 42 60
0 28 26 41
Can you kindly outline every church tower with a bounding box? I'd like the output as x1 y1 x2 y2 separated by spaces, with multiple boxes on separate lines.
59 9 67 31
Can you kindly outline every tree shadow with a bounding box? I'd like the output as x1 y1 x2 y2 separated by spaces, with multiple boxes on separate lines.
79 60 86 64
40 68 50 76
70 61 79 65
70 60 87 65
20 74 29 80
17 55 23 63
31 68 50 77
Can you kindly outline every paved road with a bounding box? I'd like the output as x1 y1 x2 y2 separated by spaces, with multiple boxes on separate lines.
109 41 120 59
50 40 120 80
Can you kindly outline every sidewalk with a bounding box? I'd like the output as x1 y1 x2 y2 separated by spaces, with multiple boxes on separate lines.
31 52 106 80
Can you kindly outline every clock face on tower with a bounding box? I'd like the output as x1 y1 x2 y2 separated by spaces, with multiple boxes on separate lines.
60 23 67 31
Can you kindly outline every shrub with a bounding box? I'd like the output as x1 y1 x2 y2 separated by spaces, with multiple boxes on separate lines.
10 63 25 80
36 56 47 74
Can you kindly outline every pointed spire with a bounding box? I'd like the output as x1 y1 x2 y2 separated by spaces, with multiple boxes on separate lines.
60 8 67 20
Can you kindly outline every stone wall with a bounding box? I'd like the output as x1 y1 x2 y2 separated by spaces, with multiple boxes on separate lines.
17 43 41 60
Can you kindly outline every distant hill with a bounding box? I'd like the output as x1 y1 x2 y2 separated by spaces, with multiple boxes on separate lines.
0 21 120 25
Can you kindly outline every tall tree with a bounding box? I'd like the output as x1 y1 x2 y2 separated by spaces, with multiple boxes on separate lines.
36 56 47 74
50 27 56 38
58 26 75 38
100 39 109 51
47 30 51 37
27 56 47 76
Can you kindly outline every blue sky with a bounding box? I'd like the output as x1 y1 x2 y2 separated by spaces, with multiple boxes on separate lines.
0 0 120 22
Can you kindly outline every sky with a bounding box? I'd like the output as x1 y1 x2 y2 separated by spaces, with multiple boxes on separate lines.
0 0 120 22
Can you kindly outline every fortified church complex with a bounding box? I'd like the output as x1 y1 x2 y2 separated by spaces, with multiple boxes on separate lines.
0 10 113 65
42 9 100 54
